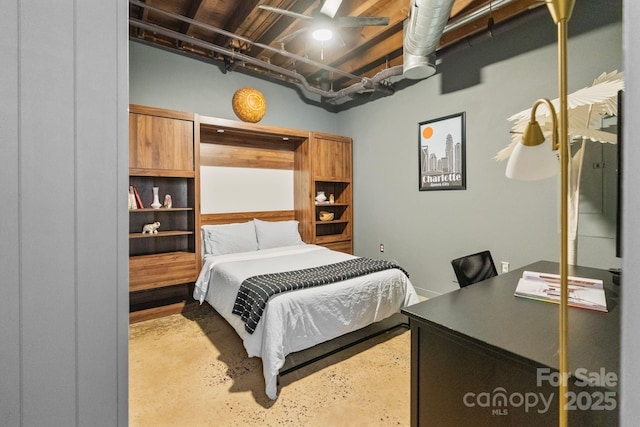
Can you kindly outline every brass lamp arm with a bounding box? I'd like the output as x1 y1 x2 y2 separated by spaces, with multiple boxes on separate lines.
527 98 559 150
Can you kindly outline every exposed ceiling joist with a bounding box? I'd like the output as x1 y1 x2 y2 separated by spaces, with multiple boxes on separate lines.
129 0 543 111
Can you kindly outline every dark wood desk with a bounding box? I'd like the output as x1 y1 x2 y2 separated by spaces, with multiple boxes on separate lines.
402 261 620 426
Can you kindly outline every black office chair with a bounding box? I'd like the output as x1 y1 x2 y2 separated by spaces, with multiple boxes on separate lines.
451 250 498 288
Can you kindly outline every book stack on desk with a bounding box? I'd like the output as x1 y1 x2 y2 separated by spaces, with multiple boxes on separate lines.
514 271 608 312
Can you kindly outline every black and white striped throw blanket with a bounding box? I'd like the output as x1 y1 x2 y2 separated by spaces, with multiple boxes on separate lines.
232 257 409 334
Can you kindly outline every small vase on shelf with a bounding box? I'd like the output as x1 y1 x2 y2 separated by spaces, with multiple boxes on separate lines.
150 186 162 209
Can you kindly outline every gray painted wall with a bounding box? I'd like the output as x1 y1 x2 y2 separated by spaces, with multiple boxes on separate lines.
129 41 338 134
1 1 128 426
339 3 623 297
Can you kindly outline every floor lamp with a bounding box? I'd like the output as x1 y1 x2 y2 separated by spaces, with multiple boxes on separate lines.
505 1 575 426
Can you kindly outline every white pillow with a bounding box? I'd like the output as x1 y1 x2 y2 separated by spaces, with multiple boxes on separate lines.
254 218 304 250
201 221 258 256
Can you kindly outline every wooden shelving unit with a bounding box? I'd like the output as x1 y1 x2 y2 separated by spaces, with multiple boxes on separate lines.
128 104 200 322
307 133 353 253
128 106 353 322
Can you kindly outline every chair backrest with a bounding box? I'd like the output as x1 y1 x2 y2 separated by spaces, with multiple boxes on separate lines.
451 250 498 288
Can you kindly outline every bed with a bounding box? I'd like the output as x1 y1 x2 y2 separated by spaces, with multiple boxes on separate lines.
194 217 419 399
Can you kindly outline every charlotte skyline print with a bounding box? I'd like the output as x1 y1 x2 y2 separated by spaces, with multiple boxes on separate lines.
419 112 466 191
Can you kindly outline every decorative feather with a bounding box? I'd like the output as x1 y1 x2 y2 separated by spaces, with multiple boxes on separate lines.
495 71 624 161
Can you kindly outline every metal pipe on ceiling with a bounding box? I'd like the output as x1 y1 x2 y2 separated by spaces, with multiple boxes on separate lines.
402 0 530 80
129 0 361 82
403 0 456 79
130 18 396 102
130 19 308 82
443 0 527 33
128 0 538 108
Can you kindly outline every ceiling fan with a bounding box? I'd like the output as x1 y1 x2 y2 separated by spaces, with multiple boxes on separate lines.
259 0 390 45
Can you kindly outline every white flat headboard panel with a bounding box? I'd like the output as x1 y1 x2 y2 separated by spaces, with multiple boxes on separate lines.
200 165 294 213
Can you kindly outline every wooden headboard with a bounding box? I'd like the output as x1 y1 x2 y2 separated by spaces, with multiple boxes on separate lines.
198 116 307 238
200 210 296 226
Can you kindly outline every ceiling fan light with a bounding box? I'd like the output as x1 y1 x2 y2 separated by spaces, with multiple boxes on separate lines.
312 27 333 41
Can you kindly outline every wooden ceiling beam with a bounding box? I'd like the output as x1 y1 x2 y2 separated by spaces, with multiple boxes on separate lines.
212 0 262 47
317 0 541 90
345 0 397 16
252 0 321 57
178 0 206 34
271 1 407 75
328 29 404 87
450 0 484 18
129 0 547 94
303 24 403 84
439 0 543 49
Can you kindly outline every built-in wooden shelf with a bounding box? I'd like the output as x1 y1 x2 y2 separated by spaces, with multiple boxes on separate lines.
315 219 349 225
314 176 352 183
129 207 193 212
129 230 194 239
129 168 196 178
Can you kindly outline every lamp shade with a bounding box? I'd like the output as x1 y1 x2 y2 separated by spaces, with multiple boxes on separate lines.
505 139 559 180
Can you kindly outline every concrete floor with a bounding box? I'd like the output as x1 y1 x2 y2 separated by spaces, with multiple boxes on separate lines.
129 305 412 426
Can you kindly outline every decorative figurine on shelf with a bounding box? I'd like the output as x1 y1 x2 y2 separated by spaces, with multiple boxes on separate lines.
315 191 327 204
329 193 335 204
150 186 162 209
163 194 172 209
142 221 160 234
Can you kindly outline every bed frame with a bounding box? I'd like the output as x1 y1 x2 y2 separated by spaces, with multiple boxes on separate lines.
278 313 408 378
199 210 409 379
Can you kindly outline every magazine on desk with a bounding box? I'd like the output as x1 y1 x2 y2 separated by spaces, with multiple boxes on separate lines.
514 271 608 312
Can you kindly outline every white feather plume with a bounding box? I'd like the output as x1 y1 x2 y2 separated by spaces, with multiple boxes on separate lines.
495 70 624 161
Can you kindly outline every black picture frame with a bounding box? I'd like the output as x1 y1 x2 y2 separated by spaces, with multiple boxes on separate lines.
418 112 466 191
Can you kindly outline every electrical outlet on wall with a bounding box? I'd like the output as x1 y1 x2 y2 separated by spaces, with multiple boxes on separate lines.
379 243 384 253
501 261 510 274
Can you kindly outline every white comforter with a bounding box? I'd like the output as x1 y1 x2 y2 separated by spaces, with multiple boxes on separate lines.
193 244 419 399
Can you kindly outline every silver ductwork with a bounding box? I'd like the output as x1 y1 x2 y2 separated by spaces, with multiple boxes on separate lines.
403 0 456 79
130 0 533 108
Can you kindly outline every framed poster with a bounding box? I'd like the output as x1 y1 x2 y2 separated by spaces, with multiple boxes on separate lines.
418 112 466 191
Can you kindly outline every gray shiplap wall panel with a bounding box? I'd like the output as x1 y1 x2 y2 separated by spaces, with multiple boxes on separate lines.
75 0 129 425
621 1 640 424
0 0 20 425
20 1 77 423
1 0 129 425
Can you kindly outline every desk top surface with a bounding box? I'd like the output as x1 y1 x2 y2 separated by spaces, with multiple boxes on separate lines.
402 261 620 378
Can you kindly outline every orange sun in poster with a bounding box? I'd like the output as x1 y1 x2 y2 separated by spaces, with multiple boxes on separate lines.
422 127 434 139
